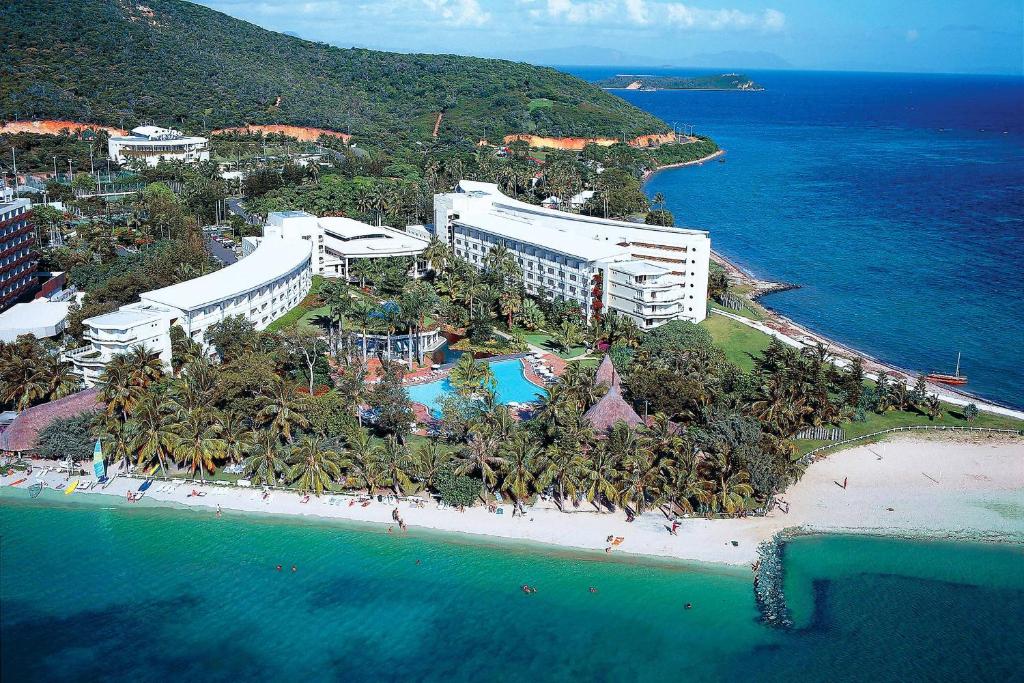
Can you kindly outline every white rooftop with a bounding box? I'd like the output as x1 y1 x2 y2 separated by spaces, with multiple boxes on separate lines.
85 304 169 329
141 238 311 311
457 207 630 262
0 300 70 341
112 126 207 144
319 217 429 257
609 260 671 276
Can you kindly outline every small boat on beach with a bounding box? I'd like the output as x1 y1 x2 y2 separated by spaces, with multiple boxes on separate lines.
64 480 79 495
926 352 968 386
28 482 43 498
8 477 28 487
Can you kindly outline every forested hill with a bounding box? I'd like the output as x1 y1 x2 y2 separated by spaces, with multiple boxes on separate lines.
0 0 669 147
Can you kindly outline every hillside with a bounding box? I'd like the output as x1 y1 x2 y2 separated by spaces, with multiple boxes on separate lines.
0 0 669 148
596 74 764 91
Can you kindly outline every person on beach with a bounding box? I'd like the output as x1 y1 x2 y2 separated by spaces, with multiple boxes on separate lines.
216 505 222 518
670 521 680 535
843 477 848 489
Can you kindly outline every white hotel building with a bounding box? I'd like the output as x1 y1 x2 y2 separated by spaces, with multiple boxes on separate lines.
434 181 710 329
68 239 311 385
108 126 210 167
248 211 430 280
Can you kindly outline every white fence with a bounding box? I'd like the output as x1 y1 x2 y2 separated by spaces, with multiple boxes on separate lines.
800 425 1022 463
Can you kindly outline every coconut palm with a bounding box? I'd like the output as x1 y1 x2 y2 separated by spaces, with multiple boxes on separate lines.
128 394 175 476
580 446 621 512
535 444 585 512
499 433 538 510
345 426 383 492
374 434 415 495
422 235 452 277
552 320 583 354
169 408 226 481
414 440 450 491
221 411 255 464
350 298 375 362
709 455 753 515
242 432 288 487
448 353 496 398
257 378 310 442
455 430 505 495
288 436 346 496
124 344 164 388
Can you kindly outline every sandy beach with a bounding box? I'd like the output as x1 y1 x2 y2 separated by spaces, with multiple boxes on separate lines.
6 433 1022 567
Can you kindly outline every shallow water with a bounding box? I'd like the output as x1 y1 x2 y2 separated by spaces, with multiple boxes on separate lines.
2 494 1022 682
569 68 1024 409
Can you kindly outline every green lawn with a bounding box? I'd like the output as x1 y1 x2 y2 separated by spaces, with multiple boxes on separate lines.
708 300 762 321
795 405 1024 455
522 331 588 359
700 313 772 372
528 98 554 110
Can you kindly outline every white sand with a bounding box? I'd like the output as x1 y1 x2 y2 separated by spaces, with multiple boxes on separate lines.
7 434 1023 567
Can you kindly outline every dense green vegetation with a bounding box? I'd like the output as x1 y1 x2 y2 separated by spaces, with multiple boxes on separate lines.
596 74 764 91
2 0 668 152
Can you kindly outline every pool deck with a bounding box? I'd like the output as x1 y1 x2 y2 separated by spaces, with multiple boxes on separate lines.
405 352 566 434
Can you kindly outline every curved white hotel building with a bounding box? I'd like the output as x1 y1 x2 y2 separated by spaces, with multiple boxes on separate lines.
108 126 210 167
68 239 311 385
255 211 430 279
434 181 710 330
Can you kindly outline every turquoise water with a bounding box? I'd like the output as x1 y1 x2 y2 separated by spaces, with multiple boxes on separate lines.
406 358 545 415
3 494 1023 681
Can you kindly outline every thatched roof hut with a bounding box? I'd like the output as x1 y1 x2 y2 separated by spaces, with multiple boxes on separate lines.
0 388 101 454
584 355 643 436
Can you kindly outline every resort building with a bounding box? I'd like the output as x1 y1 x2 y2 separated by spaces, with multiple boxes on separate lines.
434 182 710 329
107 126 210 167
68 238 312 385
0 198 37 313
0 299 71 342
262 211 430 280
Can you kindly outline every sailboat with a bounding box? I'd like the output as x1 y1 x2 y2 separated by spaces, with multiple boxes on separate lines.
926 352 968 386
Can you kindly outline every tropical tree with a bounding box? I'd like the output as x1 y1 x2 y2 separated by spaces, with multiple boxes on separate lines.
374 434 415 494
243 432 288 487
288 436 346 496
499 433 538 510
169 408 226 481
414 440 451 491
128 393 175 476
257 378 310 442
345 426 383 492
455 430 505 497
535 444 585 512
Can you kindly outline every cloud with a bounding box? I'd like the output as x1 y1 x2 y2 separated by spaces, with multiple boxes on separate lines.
422 0 491 26
663 4 785 32
526 1 784 31
905 28 919 42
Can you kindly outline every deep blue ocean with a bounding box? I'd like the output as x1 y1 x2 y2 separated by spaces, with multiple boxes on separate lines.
567 68 1024 408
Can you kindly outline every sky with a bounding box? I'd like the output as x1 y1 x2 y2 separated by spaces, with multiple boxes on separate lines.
195 0 1024 75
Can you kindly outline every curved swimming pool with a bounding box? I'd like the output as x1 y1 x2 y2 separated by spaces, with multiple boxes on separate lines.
406 359 545 415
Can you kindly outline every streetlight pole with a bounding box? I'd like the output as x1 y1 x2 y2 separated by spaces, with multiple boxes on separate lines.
11 148 18 199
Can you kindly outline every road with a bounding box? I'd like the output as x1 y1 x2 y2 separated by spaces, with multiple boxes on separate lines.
226 197 261 225
206 237 238 265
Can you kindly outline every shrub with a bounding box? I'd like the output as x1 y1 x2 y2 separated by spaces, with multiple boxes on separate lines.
434 464 481 507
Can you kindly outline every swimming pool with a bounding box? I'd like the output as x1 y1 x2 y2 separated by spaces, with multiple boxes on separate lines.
406 358 545 416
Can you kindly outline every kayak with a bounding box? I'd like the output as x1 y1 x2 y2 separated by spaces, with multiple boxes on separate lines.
28 482 43 498
64 480 79 495
7 477 28 487
139 479 153 492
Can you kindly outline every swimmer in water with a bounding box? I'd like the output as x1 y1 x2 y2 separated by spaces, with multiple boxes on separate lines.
589 587 598 594
292 565 297 572
685 603 692 610
276 565 282 571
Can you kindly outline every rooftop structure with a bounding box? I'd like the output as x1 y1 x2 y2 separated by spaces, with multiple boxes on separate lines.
0 388 102 455
434 182 710 329
0 299 71 342
264 211 429 280
108 126 209 167
584 355 644 435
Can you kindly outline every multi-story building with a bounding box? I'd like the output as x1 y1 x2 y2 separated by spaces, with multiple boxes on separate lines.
108 126 210 167
261 211 429 280
68 238 312 385
434 181 709 329
0 198 37 313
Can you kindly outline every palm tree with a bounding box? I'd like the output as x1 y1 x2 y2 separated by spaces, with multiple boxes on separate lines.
422 236 452 277
128 394 175 476
552 320 583 354
243 432 288 487
414 440 450 491
448 353 496 399
455 430 505 496
257 378 310 442
169 408 226 481
124 344 164 388
536 445 585 512
580 446 621 513
499 433 538 510
652 191 665 211
345 426 383 492
350 298 375 362
709 455 753 515
221 411 254 464
374 435 415 495
288 436 346 496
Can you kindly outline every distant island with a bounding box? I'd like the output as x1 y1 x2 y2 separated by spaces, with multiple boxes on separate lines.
596 73 764 91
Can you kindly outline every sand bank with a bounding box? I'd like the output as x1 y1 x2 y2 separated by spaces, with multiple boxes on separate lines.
5 434 1021 567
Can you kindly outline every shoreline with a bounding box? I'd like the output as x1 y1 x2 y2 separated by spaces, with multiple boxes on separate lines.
6 434 1021 568
644 149 725 179
645 167 1022 416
